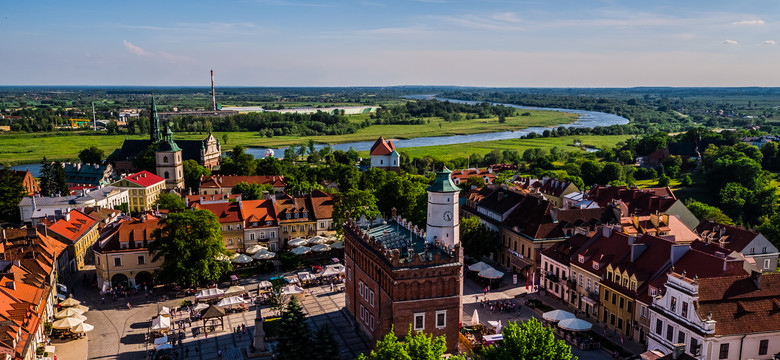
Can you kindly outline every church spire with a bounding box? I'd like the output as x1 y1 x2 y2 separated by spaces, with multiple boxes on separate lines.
150 92 162 143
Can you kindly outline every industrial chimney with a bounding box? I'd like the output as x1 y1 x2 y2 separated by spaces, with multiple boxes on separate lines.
211 69 217 111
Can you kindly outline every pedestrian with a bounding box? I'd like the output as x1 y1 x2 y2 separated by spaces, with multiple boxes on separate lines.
126 302 131 309
101 297 105 304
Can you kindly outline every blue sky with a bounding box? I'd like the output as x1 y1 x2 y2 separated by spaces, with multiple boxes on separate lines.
1 0 779 86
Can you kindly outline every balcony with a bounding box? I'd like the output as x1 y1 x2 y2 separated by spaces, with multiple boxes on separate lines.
546 273 560 283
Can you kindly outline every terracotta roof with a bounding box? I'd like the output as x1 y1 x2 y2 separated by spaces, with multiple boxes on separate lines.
309 190 334 220
588 185 677 216
695 272 780 335
695 220 760 253
194 201 243 224
276 194 312 223
199 175 285 190
369 136 396 156
451 168 496 182
124 170 165 188
97 216 161 252
571 230 632 276
185 193 240 207
541 234 592 266
240 199 278 227
47 209 97 242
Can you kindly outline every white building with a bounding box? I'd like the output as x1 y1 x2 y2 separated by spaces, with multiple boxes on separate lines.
647 270 780 359
19 186 129 223
369 136 400 172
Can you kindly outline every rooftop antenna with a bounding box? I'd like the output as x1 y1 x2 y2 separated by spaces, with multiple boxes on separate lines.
211 69 217 111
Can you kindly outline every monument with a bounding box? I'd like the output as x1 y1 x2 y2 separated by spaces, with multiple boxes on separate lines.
246 303 271 358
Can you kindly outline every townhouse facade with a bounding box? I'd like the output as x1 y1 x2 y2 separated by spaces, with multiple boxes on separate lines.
46 209 99 272
94 216 165 290
111 171 166 213
241 199 280 251
194 201 245 253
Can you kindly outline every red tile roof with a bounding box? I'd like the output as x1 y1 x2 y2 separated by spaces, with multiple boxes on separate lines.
47 209 97 242
199 175 286 190
125 170 165 188
451 168 496 183
369 136 396 156
694 272 780 335
240 199 278 227
194 201 243 223
695 220 760 253
588 185 677 216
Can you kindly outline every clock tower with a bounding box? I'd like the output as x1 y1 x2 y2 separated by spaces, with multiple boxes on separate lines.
426 167 460 247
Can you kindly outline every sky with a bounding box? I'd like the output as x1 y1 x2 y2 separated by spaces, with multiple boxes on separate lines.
1 0 780 87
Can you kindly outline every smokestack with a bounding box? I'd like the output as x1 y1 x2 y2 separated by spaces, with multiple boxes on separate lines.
211 69 217 111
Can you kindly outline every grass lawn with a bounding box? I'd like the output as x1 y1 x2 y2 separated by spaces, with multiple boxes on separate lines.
0 109 577 164
358 135 633 161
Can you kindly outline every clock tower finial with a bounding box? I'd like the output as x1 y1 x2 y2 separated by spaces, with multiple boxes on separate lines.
150 91 162 143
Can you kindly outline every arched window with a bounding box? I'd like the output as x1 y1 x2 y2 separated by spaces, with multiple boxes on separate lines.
163 156 169 163
164 171 169 179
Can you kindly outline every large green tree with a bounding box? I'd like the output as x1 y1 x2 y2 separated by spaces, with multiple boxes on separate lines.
358 326 458 360
482 318 575 360
0 168 27 222
153 193 185 212
311 324 340 360
275 296 311 360
221 146 256 175
78 145 105 164
149 209 232 286
232 182 273 200
332 188 379 234
460 216 499 259
182 159 211 194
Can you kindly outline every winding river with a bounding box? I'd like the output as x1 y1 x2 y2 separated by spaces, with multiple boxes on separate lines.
12 96 628 177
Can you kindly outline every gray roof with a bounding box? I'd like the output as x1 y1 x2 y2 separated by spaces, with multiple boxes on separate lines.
19 186 125 208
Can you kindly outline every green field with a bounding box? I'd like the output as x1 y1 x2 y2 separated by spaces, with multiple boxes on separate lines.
0 109 577 164
362 135 633 161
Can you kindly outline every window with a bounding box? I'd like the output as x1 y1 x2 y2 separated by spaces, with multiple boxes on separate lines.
283 226 288 233
641 305 647 318
137 255 145 265
586 278 591 291
690 338 699 355
359 281 364 296
347 267 352 280
655 319 663 335
719 344 729 359
114 257 122 267
360 304 365 320
670 297 677 312
610 314 615 325
682 302 688 318
759 339 769 355
164 171 169 179
271 231 275 238
227 225 232 231
370 290 375 307
250 233 255 241
414 313 425 331
765 259 772 269
627 301 633 312
163 156 168 163
604 289 610 301
260 232 266 239
228 238 233 245
678 331 685 345
579 274 583 286
612 293 616 305
603 309 608 322
370 314 375 331
666 325 673 341
617 318 623 330
435 310 446 329
619 297 624 309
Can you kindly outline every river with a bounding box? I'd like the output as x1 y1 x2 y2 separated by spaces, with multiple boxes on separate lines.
11 96 628 177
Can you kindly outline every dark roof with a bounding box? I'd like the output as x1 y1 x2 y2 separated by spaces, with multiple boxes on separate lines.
587 185 678 216
695 220 760 253
427 167 459 193
479 187 530 215
695 272 780 335
201 305 226 319
571 230 632 276
110 138 210 163
541 234 592 266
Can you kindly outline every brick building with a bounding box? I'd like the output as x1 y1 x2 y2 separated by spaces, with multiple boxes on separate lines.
344 168 463 352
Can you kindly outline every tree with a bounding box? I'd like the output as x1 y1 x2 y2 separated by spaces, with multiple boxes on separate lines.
183 159 211 194
482 318 575 360
332 188 379 234
686 200 733 225
465 176 486 189
78 146 104 164
358 326 448 360
267 278 290 316
154 193 185 212
149 209 232 286
221 146 256 175
39 157 56 197
52 162 69 196
232 182 273 200
657 174 671 187
133 144 158 174
358 327 409 360
222 133 229 145
0 168 27 222
460 216 499 259
311 324 340 360
275 296 311 360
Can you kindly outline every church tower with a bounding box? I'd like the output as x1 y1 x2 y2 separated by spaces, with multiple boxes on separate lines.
150 93 162 143
426 167 460 247
155 125 184 190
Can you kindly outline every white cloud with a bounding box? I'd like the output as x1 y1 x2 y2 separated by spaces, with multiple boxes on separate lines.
732 19 765 26
722 39 738 46
762 40 776 45
123 40 150 56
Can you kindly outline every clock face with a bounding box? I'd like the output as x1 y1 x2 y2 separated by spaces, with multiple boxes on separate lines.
443 211 453 221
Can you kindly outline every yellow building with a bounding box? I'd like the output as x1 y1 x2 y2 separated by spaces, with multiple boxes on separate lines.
47 209 99 272
69 118 92 128
195 201 245 253
111 170 166 212
94 216 165 290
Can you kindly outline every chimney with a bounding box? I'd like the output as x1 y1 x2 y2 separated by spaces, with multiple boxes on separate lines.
26 226 37 239
751 270 762 290
5 281 15 290
630 243 647 262
670 244 690 265
36 224 48 238
261 191 270 200
602 226 613 238
627 235 636 245
550 207 559 222
672 343 685 359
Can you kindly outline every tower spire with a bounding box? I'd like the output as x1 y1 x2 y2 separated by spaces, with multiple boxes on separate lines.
150 91 162 142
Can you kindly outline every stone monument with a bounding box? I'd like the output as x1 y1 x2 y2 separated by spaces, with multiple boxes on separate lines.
246 303 271 358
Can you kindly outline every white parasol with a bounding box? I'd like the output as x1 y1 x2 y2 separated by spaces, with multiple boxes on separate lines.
311 244 331 252
308 236 328 245
468 261 493 272
52 317 83 329
151 316 171 330
542 309 576 322
225 285 247 296
216 253 231 263
291 246 311 255
471 309 480 326
288 237 308 247
71 322 94 333
244 244 267 254
321 264 345 277
253 250 276 260
330 241 344 249
232 253 254 264
557 318 593 332
282 285 305 295
60 297 81 307
257 280 273 289
193 303 209 312
55 308 84 319
297 272 317 282
478 268 505 279
216 296 248 307
195 288 225 300
72 304 90 314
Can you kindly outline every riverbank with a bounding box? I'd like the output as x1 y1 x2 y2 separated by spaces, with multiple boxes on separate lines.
0 109 576 165
357 135 633 161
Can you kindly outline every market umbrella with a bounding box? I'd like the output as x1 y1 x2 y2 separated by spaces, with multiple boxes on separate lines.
288 238 308 247
471 309 480 326
232 253 254 264
468 261 493 272
216 253 231 263
327 236 338 243
330 241 344 249
244 244 267 254
542 309 576 322
72 304 89 314
225 285 247 296
297 272 317 282
257 281 273 289
153 336 168 345
478 268 505 279
55 308 84 319
321 264 345 277
158 306 171 316
60 297 80 307
52 317 83 329
71 322 94 333
195 288 225 301
312 244 331 252
192 303 209 312
308 236 328 245
282 285 305 296
253 250 276 260
151 316 171 330
217 296 247 307
557 318 592 332
291 246 311 255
